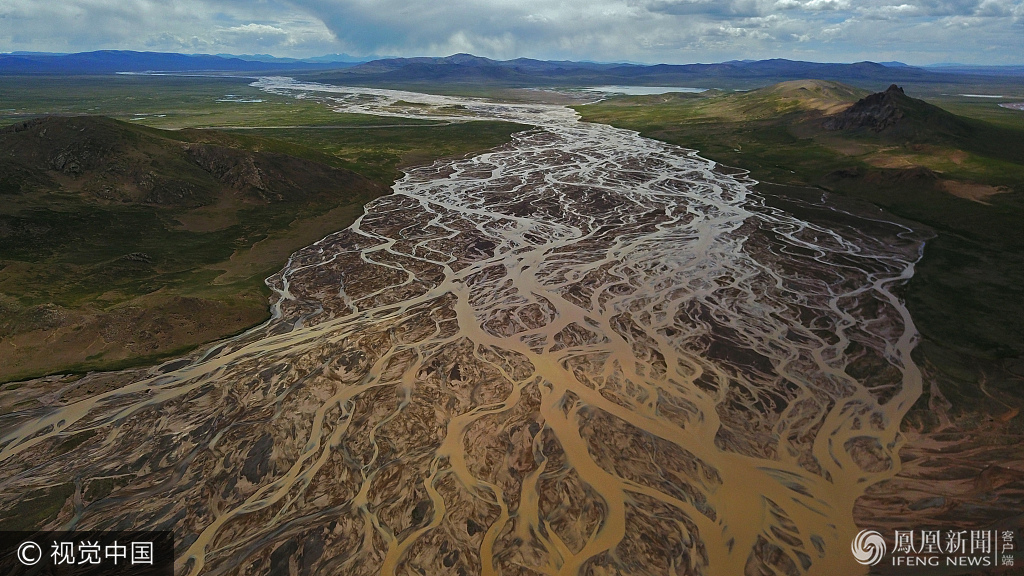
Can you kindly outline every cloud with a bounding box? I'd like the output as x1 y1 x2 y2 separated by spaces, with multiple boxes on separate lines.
775 0 850 10
223 23 289 37
0 0 337 57
803 0 851 10
640 0 763 18
859 3 923 20
0 0 1021 64
216 22 331 49
280 0 1023 62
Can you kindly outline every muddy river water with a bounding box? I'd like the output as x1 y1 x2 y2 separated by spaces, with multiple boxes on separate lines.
0 79 928 575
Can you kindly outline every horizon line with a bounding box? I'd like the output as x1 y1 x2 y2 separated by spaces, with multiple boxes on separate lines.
4 49 1024 69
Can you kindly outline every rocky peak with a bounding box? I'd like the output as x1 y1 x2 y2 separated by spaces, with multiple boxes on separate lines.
823 84 908 132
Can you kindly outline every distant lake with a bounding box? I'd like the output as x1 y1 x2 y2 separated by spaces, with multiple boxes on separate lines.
582 85 708 95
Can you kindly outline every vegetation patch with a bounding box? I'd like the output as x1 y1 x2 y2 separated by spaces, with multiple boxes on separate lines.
0 483 74 531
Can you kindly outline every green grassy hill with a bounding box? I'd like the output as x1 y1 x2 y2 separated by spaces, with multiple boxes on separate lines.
576 82 1024 423
0 116 387 382
0 116 376 205
0 115 526 383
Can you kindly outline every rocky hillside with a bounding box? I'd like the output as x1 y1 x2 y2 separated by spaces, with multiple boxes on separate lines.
0 116 373 205
821 83 977 142
822 84 908 131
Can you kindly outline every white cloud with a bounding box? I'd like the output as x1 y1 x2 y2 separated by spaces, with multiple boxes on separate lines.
776 0 850 10
0 0 1021 64
0 0 337 57
859 3 922 20
803 0 850 10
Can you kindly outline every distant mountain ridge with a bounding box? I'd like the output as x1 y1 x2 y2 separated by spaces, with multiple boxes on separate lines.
3 50 1022 86
924 64 1024 76
307 54 1004 88
0 50 359 74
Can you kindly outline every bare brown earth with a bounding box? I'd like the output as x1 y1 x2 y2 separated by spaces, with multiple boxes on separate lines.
0 294 268 380
941 180 1010 204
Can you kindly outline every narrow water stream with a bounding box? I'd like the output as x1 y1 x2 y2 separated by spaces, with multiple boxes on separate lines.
0 79 927 576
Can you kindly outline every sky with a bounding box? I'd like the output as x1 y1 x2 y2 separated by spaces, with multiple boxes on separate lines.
0 0 1022 65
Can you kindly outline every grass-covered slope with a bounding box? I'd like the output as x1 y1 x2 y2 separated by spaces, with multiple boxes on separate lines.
0 115 385 382
576 81 1024 421
0 114 527 383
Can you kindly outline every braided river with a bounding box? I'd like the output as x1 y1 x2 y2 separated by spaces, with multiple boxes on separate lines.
0 78 928 575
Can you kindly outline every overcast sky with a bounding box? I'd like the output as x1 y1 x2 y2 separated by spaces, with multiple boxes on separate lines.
1 0 1021 65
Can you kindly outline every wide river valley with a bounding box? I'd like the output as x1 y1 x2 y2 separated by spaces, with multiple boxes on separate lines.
0 79 929 576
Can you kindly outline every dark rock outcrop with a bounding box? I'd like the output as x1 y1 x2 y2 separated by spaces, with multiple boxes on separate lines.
184 143 268 192
823 84 906 132
820 84 979 145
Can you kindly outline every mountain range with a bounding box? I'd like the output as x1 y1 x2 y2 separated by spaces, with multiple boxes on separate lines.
3 50 1023 86
0 51 358 74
